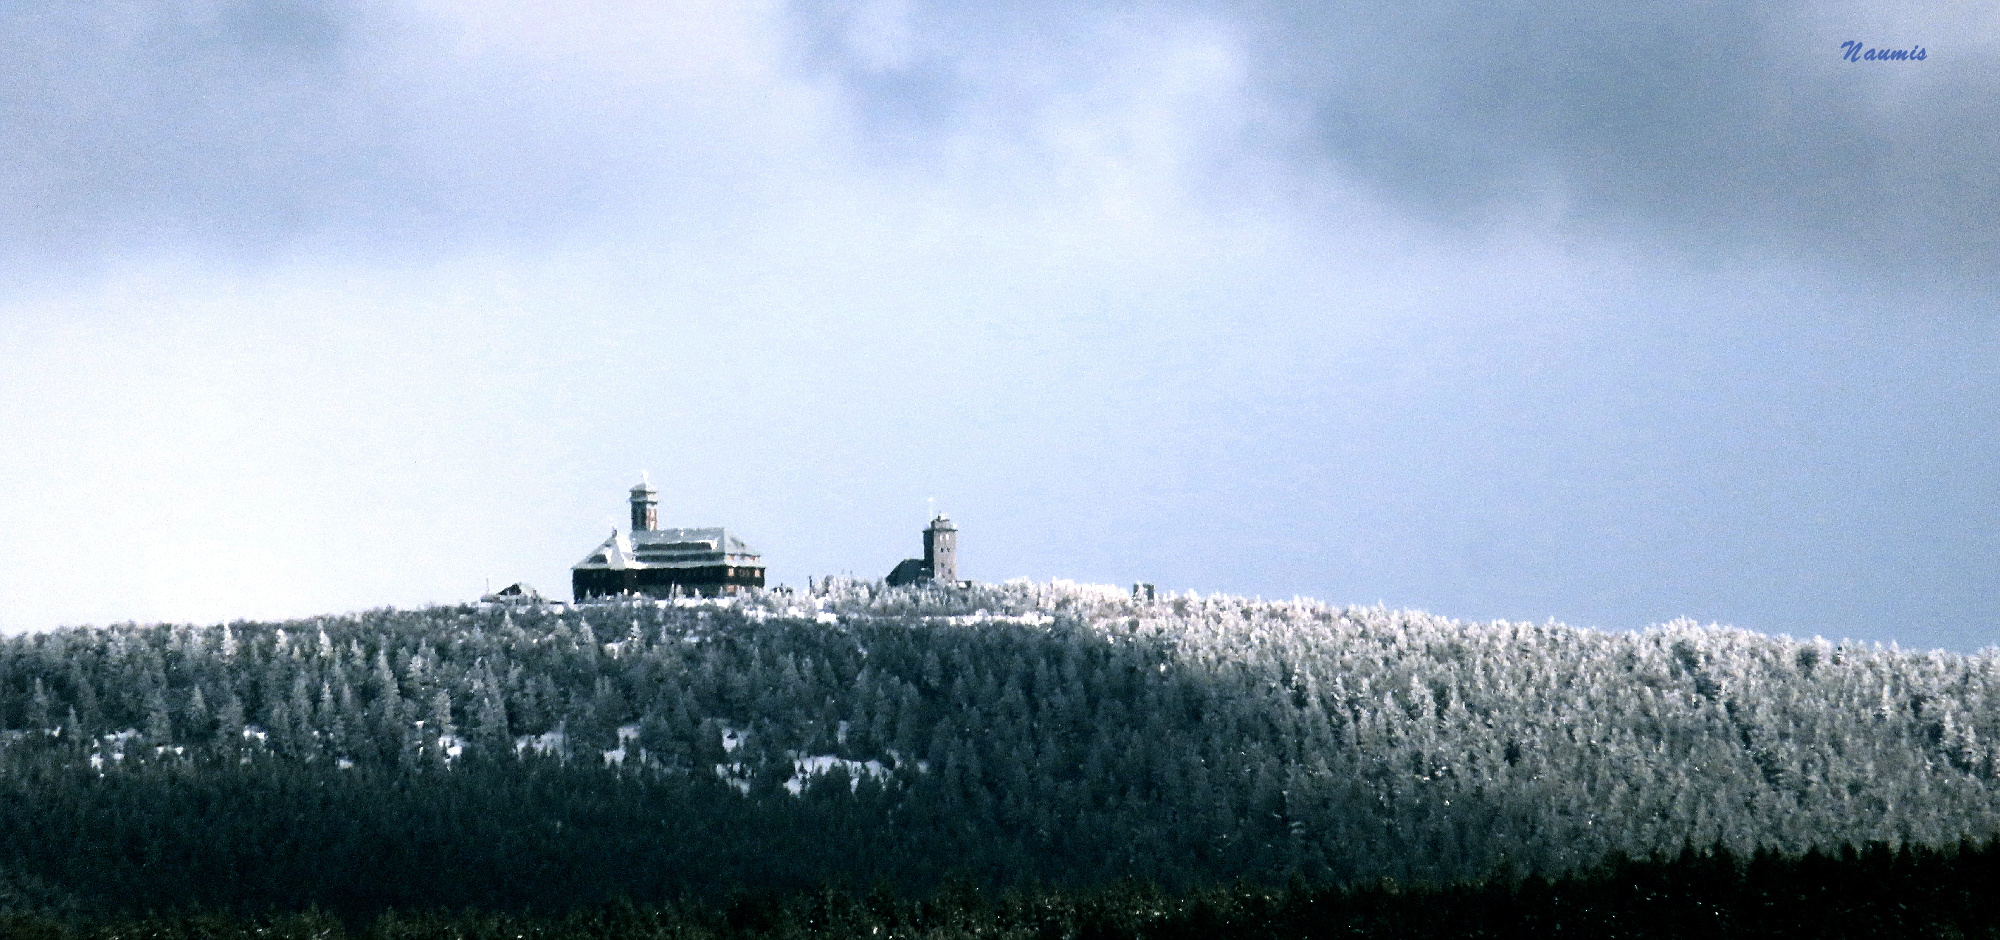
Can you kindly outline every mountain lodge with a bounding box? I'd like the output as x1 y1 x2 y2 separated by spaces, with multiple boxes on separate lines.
571 480 765 601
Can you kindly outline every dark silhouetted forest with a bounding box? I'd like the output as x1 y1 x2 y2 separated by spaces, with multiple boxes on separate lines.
7 839 2000 938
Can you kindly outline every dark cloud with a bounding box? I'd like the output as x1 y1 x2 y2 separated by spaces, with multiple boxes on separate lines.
794 0 2000 286
1247 1 2000 285
7 0 1993 287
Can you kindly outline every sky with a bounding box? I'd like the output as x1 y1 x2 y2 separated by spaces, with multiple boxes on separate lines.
1 0 1995 650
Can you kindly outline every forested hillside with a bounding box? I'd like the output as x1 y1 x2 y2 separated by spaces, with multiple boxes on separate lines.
2 580 1998 920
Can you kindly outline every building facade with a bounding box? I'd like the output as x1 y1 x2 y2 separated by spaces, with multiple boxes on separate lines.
571 480 765 601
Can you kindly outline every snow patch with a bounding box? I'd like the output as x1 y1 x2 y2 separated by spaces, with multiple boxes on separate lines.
882 748 929 774
934 612 1053 627
715 762 751 795
784 754 892 796
1046 579 1130 602
516 729 566 757
603 726 642 767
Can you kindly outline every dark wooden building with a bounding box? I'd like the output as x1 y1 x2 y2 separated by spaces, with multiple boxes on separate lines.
572 480 765 601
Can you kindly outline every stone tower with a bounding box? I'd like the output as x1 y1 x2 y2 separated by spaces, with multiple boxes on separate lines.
923 514 958 584
629 479 658 532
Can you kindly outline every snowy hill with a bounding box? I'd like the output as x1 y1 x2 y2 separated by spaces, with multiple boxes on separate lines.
2 579 1998 917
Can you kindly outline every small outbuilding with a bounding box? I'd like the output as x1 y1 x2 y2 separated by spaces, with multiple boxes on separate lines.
480 583 545 606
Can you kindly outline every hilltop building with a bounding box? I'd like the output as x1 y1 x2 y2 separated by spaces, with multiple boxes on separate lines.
572 480 765 601
480 583 546 606
886 514 960 587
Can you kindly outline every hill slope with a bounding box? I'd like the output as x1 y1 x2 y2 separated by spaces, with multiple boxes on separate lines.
1 580 1997 917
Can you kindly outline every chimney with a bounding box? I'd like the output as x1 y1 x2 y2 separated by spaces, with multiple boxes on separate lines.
629 478 658 532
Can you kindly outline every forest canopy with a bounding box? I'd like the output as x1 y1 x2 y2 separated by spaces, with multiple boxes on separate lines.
1 580 1997 920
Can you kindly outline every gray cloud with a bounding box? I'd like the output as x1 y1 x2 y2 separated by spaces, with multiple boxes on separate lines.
0 1 832 267
17 0 1992 285
0 1 374 259
792 0 2000 286
2 2 1996 649
1253 1 2000 284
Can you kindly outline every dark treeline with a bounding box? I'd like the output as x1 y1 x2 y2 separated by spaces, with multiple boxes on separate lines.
7 839 2000 939
3 579 2000 921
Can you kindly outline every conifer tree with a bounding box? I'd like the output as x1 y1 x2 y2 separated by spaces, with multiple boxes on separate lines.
27 677 50 733
142 687 171 745
217 691 246 743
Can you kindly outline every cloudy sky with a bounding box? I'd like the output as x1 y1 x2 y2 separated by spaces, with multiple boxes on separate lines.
2 0 1995 649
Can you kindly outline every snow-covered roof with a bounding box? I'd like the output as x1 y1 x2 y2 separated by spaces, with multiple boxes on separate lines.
573 527 762 571
479 583 543 604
